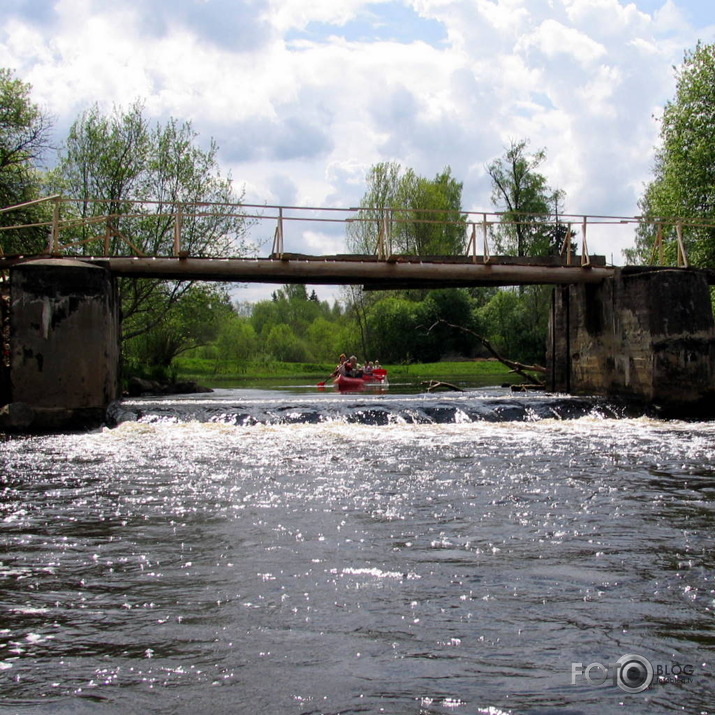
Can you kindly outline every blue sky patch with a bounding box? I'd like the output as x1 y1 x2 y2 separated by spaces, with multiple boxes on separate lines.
286 1 447 46
633 0 715 27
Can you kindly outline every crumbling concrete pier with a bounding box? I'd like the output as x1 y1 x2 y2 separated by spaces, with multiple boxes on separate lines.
1 259 120 431
548 267 715 417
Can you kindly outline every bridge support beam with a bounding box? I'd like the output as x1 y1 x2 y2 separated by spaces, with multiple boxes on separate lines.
548 268 715 416
1 259 120 431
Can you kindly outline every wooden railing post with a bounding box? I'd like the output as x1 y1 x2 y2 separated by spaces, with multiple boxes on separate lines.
376 210 388 260
676 221 689 267
50 198 60 254
173 204 183 257
385 209 392 257
468 223 477 263
580 216 590 267
560 223 573 265
270 207 284 257
482 214 490 264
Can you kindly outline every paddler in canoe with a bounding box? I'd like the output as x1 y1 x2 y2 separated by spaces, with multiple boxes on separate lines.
332 353 348 376
318 354 387 388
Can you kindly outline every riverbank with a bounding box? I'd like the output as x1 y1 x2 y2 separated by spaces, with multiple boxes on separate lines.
172 356 520 387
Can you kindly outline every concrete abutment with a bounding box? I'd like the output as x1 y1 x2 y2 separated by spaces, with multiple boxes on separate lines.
548 267 715 417
1 259 120 431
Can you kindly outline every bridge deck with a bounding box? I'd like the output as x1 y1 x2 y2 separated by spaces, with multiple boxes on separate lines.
3 254 713 288
15 253 613 287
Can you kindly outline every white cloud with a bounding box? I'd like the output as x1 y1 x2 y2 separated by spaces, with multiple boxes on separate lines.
562 0 652 35
517 19 608 66
0 0 711 271
265 0 374 32
301 230 347 255
652 0 691 34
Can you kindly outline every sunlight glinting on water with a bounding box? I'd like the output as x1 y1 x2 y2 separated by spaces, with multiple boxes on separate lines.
1 395 714 713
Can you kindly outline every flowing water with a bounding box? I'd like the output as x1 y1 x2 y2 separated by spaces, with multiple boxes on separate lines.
0 385 713 714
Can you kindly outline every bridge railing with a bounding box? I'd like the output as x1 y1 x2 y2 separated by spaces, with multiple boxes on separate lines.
0 195 705 267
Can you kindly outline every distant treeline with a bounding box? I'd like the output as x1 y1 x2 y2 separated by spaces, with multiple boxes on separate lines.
166 283 551 380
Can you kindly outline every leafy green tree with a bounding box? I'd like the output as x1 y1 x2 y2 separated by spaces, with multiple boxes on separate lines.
248 284 348 363
264 323 311 362
124 283 233 372
0 68 53 252
353 288 482 364
415 289 478 361
252 283 326 339
345 162 402 254
306 316 343 362
364 296 427 363
630 42 715 267
476 287 548 364
347 162 466 256
50 102 252 345
344 163 467 362
394 167 466 255
340 284 374 358
215 314 259 363
487 139 565 256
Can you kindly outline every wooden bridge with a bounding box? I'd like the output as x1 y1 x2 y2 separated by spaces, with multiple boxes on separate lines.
0 196 700 288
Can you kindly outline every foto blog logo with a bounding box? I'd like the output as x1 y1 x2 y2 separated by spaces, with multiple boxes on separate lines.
571 653 694 693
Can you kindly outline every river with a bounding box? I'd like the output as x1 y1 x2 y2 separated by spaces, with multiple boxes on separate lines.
0 384 713 714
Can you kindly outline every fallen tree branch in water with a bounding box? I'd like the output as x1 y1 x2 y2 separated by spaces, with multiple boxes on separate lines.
421 380 464 392
428 319 546 387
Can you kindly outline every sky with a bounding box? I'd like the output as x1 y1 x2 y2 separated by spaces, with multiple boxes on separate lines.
2 0 715 302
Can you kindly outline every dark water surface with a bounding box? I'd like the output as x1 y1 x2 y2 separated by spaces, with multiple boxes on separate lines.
0 387 713 713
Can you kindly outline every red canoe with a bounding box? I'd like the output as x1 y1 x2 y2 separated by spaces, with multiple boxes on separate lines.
334 369 387 390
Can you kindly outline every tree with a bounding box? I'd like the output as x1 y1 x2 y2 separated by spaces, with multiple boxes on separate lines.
393 167 466 255
346 161 401 254
487 139 565 256
215 313 259 364
365 296 421 363
264 323 311 362
475 287 550 364
344 163 467 361
0 68 53 252
306 317 343 362
346 162 466 256
50 102 253 352
123 283 233 372
340 284 373 358
630 42 715 267
415 289 478 361
248 283 345 362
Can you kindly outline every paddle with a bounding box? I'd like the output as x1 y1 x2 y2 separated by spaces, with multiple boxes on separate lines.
317 371 336 387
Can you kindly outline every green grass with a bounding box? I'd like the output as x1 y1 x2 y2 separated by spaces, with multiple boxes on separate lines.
384 360 513 379
174 357 335 380
173 356 521 386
